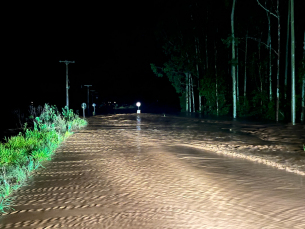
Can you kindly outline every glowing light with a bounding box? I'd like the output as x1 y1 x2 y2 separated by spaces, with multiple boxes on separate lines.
136 102 141 114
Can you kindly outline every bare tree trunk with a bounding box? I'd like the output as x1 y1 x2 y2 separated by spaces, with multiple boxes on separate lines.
285 0 290 100
258 36 263 113
236 41 239 102
198 78 201 112
191 76 195 112
205 7 209 71
257 1 272 102
276 0 280 122
205 35 208 71
228 52 231 76
266 3 272 102
301 31 305 123
244 31 248 105
215 41 219 116
195 37 201 113
189 73 192 112
202 50 207 114
231 0 237 119
291 0 296 125
257 0 281 121
186 73 189 112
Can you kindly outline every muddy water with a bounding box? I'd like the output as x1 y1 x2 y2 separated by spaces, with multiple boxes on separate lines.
0 114 305 228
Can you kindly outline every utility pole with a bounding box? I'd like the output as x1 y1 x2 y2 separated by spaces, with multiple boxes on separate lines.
59 60 75 108
84 85 92 115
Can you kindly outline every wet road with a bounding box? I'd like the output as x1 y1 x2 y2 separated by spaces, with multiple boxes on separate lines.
1 114 305 228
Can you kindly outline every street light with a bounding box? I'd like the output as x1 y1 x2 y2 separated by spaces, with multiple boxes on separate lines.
136 102 141 114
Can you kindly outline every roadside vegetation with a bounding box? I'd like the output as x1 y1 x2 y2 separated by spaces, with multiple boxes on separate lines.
0 104 87 214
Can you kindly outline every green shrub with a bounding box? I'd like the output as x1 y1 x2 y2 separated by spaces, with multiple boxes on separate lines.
0 103 87 214
62 106 75 122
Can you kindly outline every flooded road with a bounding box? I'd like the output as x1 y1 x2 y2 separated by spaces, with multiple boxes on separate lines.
1 114 305 228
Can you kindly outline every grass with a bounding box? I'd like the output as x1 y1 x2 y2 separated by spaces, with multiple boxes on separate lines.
0 104 87 214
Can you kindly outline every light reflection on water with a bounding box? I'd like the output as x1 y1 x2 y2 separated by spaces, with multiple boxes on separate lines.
91 113 305 176
136 115 141 131
136 114 141 154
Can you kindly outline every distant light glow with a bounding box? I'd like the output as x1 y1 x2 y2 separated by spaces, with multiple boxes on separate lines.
136 102 141 108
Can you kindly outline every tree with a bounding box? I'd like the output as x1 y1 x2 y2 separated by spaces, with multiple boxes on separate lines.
150 0 303 120
244 30 248 105
231 0 237 119
236 40 239 102
150 60 187 107
276 0 280 122
256 0 281 121
195 37 201 112
186 73 189 112
215 41 219 116
291 0 296 125
301 31 305 123
284 0 290 101
150 0 204 113
150 34 198 112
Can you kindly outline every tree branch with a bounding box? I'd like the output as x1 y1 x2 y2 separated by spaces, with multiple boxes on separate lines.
247 37 278 55
256 0 278 18
155 65 185 75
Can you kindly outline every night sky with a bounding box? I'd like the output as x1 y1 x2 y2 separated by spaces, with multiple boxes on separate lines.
2 1 179 111
2 0 305 114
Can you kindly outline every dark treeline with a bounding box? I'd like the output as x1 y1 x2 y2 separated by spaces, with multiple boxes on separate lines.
151 0 305 124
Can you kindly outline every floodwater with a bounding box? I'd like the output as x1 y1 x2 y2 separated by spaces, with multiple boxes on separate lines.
0 113 305 228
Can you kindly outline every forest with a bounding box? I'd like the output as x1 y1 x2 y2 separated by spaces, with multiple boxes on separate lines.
150 0 305 124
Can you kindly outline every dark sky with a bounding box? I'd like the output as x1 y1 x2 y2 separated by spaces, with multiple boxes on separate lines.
2 1 179 110
2 1 305 112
